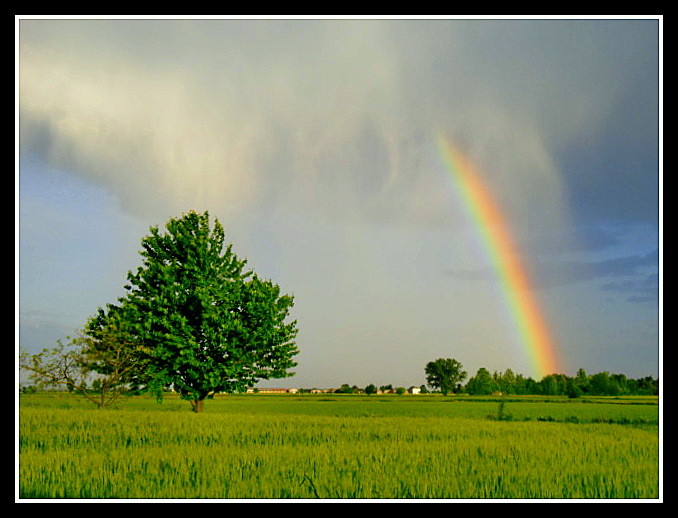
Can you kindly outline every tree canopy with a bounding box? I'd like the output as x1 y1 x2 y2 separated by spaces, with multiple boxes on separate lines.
424 358 467 396
87 211 299 412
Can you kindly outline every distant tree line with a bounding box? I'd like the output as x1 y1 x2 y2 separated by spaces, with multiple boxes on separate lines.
425 358 658 397
464 367 658 397
257 366 659 398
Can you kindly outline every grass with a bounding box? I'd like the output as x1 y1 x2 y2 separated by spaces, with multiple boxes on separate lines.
18 393 660 500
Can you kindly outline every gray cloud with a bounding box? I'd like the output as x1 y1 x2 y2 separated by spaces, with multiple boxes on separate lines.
20 19 659 257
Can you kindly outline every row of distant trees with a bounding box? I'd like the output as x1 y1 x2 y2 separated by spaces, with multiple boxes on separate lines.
324 384 419 395
290 368 659 398
425 358 659 397
464 367 658 397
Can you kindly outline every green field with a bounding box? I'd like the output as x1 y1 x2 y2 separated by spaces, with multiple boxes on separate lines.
17 393 661 500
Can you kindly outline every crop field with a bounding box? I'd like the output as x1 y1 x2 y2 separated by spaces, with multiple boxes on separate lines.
17 393 660 500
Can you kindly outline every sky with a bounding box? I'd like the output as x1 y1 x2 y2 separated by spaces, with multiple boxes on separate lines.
17 16 661 389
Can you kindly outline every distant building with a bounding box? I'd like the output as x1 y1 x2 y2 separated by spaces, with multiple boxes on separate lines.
247 387 298 394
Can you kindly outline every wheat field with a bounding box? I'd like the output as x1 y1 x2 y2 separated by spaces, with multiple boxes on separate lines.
17 393 660 500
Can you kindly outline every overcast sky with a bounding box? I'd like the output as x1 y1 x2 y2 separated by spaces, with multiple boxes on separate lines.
17 16 661 388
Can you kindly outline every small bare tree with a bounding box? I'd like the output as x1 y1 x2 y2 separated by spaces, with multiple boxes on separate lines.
20 326 139 408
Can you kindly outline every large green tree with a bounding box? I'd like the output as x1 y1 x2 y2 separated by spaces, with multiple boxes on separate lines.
88 211 299 412
424 358 467 396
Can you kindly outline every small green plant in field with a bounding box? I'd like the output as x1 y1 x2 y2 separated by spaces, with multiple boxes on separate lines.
488 398 513 421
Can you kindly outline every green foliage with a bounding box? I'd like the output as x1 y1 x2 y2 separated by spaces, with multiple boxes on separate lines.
364 384 377 395
335 384 354 394
424 358 467 395
87 211 299 410
460 366 658 397
494 368 516 394
466 367 497 395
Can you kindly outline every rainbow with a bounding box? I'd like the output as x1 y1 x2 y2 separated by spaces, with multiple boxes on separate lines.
435 132 560 379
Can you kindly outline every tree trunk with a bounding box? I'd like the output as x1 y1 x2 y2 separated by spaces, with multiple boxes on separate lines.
190 398 205 413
